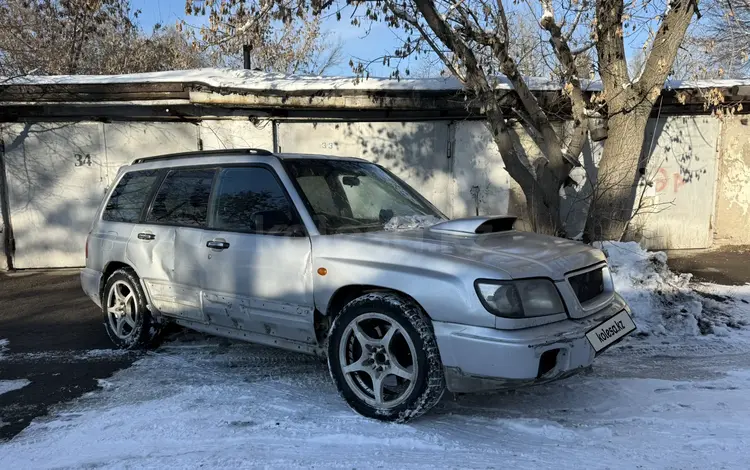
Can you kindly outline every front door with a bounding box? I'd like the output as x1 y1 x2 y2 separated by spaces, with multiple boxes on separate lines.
199 166 315 344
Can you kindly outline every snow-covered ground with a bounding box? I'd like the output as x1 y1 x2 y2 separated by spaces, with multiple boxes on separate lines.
0 339 8 359
2 333 750 469
1 243 749 469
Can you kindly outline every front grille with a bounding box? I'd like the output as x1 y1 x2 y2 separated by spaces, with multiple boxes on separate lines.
569 267 604 304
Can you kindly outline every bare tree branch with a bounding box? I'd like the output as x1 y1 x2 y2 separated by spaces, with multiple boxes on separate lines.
638 0 699 98
384 1 466 81
563 3 588 42
538 0 588 163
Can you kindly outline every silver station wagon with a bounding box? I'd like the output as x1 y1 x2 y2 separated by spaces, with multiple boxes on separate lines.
81 148 635 421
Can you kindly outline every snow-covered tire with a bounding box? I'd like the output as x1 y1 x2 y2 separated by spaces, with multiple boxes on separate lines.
327 292 445 422
102 268 155 350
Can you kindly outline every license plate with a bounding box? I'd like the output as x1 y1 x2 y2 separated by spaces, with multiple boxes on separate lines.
586 310 637 353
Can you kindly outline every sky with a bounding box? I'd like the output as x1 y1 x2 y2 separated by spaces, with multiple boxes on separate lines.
129 0 659 79
130 0 410 77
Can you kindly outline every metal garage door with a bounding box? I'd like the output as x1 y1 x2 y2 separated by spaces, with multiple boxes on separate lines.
3 122 108 268
103 122 198 182
2 122 198 268
639 116 720 249
277 121 453 214
199 120 274 150
451 121 512 219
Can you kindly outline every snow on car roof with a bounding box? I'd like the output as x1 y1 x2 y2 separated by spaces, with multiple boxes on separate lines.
3 68 749 93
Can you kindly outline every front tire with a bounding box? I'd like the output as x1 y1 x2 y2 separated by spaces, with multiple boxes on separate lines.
327 292 445 422
102 268 153 349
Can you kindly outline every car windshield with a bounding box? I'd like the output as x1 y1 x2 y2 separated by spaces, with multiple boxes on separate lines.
284 159 445 234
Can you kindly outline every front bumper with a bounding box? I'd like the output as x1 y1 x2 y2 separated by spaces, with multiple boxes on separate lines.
434 294 631 393
80 268 102 308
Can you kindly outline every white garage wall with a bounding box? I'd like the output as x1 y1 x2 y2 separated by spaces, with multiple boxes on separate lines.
2 122 199 268
199 120 274 151
277 121 453 214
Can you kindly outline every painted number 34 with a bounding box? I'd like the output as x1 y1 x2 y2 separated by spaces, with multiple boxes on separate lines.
74 154 92 167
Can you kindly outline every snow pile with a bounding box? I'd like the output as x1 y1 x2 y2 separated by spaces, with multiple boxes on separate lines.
384 215 442 231
598 241 750 337
0 339 8 359
0 379 30 397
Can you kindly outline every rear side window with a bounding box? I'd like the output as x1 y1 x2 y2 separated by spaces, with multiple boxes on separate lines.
146 168 215 227
212 167 300 234
103 170 159 223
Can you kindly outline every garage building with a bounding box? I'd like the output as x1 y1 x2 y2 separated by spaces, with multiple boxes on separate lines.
1 69 749 269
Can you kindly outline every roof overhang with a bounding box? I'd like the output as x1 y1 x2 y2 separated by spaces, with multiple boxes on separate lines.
1 68 749 121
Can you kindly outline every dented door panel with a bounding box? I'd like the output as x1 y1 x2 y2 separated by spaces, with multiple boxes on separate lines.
124 224 183 315
199 231 316 344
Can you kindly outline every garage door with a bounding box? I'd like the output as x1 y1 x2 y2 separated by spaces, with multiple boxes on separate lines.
277 121 452 214
451 121 512 218
638 116 720 249
2 122 198 268
103 122 198 185
3 122 108 268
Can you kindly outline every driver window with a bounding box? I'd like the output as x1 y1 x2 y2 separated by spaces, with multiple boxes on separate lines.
297 175 338 214
212 167 301 235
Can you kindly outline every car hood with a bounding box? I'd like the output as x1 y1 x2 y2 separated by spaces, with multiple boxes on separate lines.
336 229 606 280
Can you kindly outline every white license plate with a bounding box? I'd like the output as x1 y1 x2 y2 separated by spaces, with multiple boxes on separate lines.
586 310 637 353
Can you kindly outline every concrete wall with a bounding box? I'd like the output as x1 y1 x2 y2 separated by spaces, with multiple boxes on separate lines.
0 115 739 269
714 118 750 245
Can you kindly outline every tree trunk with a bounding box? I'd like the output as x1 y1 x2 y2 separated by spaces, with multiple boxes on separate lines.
484 110 564 236
583 106 651 241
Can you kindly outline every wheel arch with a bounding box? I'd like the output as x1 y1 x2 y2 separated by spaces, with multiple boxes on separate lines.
99 261 134 300
314 284 431 344
99 261 154 309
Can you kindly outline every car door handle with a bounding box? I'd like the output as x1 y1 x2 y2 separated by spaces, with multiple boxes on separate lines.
137 232 155 240
206 240 230 250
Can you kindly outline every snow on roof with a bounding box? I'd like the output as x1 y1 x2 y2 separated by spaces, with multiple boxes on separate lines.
2 68 749 94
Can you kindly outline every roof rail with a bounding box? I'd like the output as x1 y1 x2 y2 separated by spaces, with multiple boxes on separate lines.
131 148 273 165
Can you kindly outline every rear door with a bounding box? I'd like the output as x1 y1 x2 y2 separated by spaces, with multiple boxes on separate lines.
127 167 216 321
93 169 161 274
199 165 315 344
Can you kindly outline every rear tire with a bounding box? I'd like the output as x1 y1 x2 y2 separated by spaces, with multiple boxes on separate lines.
102 269 154 349
327 292 445 422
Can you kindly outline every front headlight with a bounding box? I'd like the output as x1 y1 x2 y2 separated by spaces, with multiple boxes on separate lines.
475 279 565 318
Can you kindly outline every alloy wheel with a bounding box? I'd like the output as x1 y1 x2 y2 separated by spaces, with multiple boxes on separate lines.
106 280 139 340
338 312 418 409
